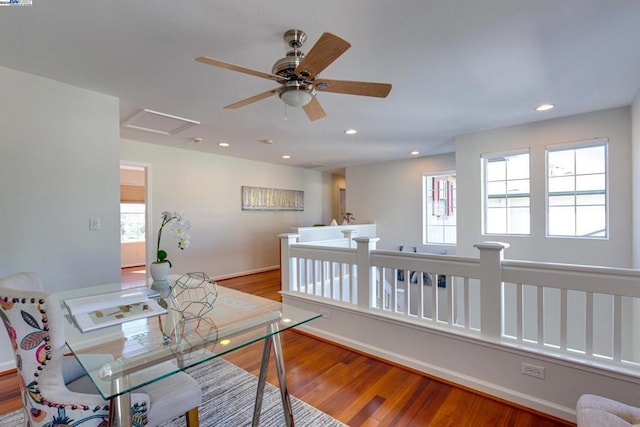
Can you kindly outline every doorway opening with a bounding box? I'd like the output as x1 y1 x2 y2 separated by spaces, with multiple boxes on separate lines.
120 163 149 288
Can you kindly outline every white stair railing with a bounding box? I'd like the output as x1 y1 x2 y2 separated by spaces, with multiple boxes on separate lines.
279 233 640 366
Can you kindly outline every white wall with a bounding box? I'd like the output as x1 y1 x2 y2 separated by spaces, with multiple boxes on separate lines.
456 107 632 267
346 153 456 253
0 66 122 370
121 242 145 267
631 92 640 360
633 94 640 269
120 139 332 278
331 174 346 223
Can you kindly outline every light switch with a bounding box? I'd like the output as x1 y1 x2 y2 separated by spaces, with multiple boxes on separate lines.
89 217 101 231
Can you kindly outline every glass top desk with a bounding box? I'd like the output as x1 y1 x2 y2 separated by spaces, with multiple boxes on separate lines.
56 283 321 427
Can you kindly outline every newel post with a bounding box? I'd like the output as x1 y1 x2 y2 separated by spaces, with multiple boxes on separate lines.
341 229 358 248
354 237 380 309
279 233 299 293
474 241 510 340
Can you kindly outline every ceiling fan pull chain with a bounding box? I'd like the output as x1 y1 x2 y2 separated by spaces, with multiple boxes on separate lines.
283 103 287 120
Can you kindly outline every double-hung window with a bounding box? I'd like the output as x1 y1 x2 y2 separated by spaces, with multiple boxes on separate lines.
483 151 530 235
546 140 607 238
423 173 456 245
120 203 146 243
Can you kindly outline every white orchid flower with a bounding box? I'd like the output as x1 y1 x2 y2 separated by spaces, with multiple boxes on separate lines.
156 210 192 264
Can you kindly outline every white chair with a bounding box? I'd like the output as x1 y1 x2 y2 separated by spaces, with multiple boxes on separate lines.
577 394 640 427
0 272 202 427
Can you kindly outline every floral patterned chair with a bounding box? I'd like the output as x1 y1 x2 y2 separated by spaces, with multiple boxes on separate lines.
0 272 202 427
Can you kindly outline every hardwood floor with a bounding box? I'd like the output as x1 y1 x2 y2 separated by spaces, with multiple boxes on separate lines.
0 268 574 426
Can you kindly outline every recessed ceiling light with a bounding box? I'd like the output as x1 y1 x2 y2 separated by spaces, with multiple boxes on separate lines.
536 103 555 111
218 142 229 147
344 129 357 135
282 155 291 159
410 151 420 156
260 139 274 144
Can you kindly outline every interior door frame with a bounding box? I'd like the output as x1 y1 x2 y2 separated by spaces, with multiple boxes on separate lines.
120 160 152 274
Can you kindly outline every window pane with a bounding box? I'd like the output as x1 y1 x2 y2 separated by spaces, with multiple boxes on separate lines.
549 195 574 207
429 214 444 225
576 174 605 191
576 146 605 174
507 179 530 195
428 226 444 243
576 194 605 206
549 206 575 235
487 181 506 196
507 196 530 207
548 150 575 176
576 206 606 237
424 174 456 245
120 203 145 243
508 207 530 234
546 141 607 238
487 197 506 208
483 151 530 236
486 160 506 181
444 226 456 244
548 176 574 193
507 154 530 179
486 208 507 234
443 214 456 226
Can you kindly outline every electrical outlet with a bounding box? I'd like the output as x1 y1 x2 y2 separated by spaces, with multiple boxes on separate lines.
320 309 331 319
521 362 545 379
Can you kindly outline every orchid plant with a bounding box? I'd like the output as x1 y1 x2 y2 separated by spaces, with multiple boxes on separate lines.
155 211 191 266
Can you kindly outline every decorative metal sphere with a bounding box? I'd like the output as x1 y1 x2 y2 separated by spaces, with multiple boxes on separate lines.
171 272 218 319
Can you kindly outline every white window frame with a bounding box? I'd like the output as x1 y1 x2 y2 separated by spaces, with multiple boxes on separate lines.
482 150 531 236
545 138 608 239
422 172 456 245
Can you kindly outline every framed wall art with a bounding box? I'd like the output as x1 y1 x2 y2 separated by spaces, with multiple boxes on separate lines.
241 186 304 211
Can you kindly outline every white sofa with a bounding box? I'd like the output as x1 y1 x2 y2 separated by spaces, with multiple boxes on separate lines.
577 394 640 426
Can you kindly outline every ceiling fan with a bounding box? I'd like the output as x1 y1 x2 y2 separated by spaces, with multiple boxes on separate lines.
195 29 392 121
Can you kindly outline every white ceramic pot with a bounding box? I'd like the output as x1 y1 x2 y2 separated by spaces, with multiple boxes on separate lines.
150 261 171 292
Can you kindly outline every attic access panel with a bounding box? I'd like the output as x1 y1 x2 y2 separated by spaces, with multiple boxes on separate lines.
121 109 200 136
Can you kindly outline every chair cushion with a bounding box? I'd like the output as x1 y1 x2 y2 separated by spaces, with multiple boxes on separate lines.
68 361 201 427
144 369 202 427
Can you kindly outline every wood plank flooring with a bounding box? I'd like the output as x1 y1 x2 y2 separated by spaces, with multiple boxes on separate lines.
0 267 575 426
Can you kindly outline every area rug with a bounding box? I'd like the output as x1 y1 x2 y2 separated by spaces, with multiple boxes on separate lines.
0 358 346 427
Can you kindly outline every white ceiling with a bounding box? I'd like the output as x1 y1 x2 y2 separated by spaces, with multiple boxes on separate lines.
2 1 639 173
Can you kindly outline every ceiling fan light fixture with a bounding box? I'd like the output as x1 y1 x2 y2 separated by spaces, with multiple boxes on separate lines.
278 82 315 108
280 89 312 107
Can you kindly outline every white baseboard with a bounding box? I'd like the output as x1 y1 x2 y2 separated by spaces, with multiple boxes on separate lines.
212 265 279 281
0 359 16 374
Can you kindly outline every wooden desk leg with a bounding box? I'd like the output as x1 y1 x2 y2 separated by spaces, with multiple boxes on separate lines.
109 375 132 427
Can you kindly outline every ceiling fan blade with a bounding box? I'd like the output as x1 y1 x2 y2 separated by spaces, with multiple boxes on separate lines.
294 33 351 79
314 79 392 98
195 56 287 83
303 96 326 121
224 89 278 109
